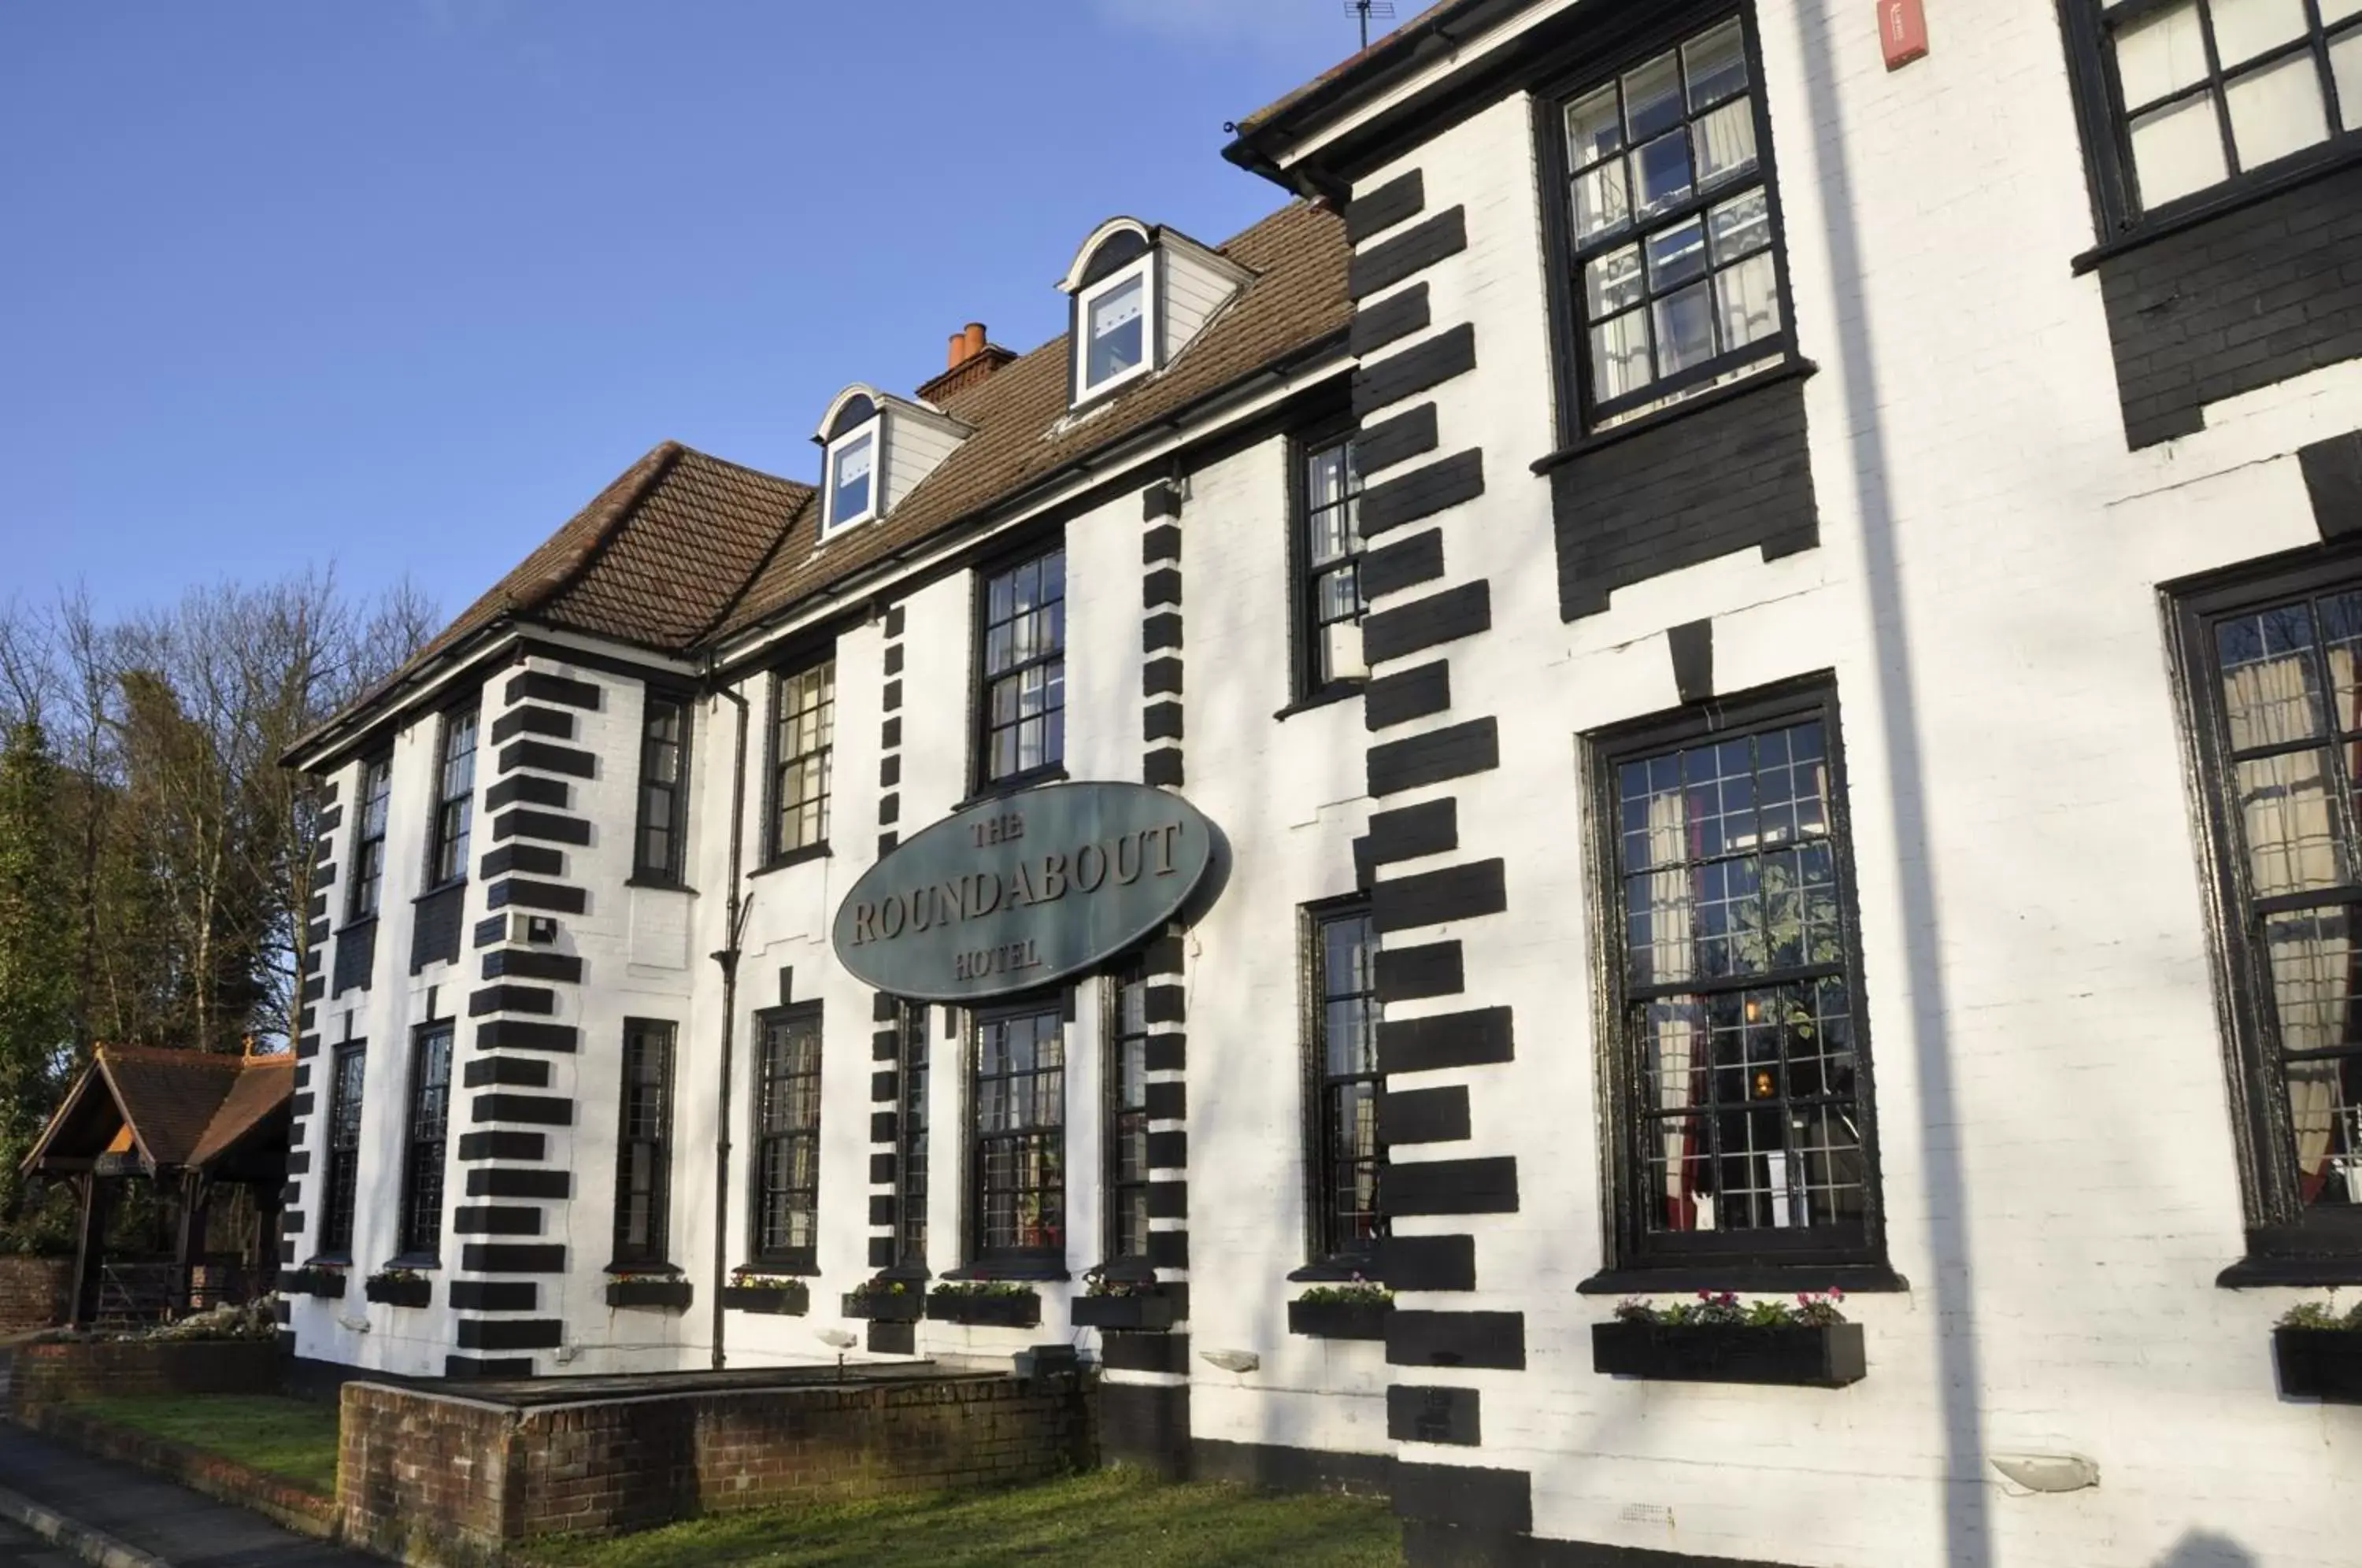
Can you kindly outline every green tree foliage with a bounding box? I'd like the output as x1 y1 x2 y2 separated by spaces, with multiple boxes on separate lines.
0 575 437 1252
0 717 77 1250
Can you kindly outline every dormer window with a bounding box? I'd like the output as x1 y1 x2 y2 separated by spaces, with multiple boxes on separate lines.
1079 248 1155 398
810 385 969 545
820 394 881 539
1059 219 1253 413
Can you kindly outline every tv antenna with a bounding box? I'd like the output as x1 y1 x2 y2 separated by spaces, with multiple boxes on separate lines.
1346 0 1395 50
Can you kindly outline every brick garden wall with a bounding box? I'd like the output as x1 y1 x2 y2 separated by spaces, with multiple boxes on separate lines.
0 1256 71 1335
339 1372 1097 1565
8 1338 286 1410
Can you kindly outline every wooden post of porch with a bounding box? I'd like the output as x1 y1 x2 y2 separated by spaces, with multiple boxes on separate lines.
175 1171 209 1315
68 1172 111 1327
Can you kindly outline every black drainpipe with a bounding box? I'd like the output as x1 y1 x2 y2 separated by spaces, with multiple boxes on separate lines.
709 669 753 1370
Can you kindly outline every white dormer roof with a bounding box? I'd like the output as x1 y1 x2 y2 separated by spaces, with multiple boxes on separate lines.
1057 217 1258 409
811 384 973 543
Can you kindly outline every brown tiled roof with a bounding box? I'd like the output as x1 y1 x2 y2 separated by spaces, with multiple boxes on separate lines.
305 199 1348 758
53 1046 294 1170
188 1056 297 1168
715 199 1349 638
391 443 814 678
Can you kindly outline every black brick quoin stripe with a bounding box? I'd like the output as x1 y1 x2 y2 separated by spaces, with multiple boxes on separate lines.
1143 482 1185 789
878 603 905 854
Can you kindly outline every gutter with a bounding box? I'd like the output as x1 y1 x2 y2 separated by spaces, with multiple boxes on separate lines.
1219 0 1527 191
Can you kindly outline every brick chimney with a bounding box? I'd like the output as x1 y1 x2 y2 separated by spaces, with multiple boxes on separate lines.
918 322 1015 404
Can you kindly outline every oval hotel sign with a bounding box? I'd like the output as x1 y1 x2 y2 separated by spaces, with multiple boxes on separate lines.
832 782 1216 1002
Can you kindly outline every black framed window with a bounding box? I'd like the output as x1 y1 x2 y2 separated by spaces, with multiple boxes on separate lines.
2070 0 2362 230
635 693 690 883
971 999 1065 1268
320 1042 366 1259
427 706 479 888
614 1019 677 1265
1306 901 1382 1267
1107 968 1152 1262
1546 8 1794 431
771 659 834 858
753 1003 823 1271
398 1023 452 1259
1592 680 1886 1278
2171 550 2362 1273
350 755 391 920
896 1002 931 1267
978 546 1066 787
1294 432 1367 698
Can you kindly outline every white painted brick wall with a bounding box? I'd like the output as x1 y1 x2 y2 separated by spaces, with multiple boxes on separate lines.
298 4 2361 1554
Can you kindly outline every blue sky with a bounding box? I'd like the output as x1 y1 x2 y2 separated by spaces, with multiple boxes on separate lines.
0 2 1364 622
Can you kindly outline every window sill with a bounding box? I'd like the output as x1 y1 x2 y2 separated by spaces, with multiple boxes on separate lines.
1575 1263 1908 1296
735 1259 821 1278
954 767 1070 812
750 844 831 878
1531 357 1819 475
332 915 380 940
1273 685 1362 723
413 880 467 904
1287 1259 1379 1284
2216 1225 2362 1289
304 1254 354 1270
383 1254 440 1273
942 1263 1071 1283
2071 145 2362 275
605 1259 683 1277
624 875 700 894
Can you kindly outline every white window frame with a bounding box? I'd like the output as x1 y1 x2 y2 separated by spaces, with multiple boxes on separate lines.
821 416 883 540
1074 253 1157 401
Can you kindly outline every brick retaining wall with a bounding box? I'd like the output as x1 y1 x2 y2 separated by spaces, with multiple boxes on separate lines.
7 1338 287 1410
0 1256 71 1335
339 1372 1097 1565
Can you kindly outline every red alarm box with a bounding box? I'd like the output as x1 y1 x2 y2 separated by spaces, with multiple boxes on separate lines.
1879 0 1929 70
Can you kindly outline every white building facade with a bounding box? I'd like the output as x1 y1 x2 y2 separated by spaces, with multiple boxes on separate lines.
283 3 2362 1563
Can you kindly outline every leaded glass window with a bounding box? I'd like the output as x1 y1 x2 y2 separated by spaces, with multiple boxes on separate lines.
753 1004 823 1270
1309 903 1382 1265
972 1001 1065 1266
614 1020 676 1264
1596 683 1886 1273
398 1023 452 1258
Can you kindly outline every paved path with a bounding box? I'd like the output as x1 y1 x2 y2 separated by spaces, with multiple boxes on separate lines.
0 1426 372 1568
0 1511 88 1568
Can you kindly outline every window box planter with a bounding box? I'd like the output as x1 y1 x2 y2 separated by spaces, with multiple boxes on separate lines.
2273 1327 2362 1403
1288 1300 1390 1340
721 1282 811 1316
281 1267 347 1300
842 1289 923 1322
1592 1322 1867 1388
927 1288 1042 1329
364 1274 431 1308
606 1278 693 1312
1071 1292 1176 1331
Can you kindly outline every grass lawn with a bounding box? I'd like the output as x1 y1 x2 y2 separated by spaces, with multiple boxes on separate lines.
530 1466 1403 1568
68 1394 342 1496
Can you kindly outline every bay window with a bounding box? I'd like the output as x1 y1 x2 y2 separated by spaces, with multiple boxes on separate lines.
1546 9 1794 431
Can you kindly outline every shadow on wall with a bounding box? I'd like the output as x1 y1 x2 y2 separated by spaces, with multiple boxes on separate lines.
2154 1533 2258 1568
1785 3 1990 1566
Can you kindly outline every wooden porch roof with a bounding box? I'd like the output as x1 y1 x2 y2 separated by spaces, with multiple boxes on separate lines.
21 1045 294 1182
